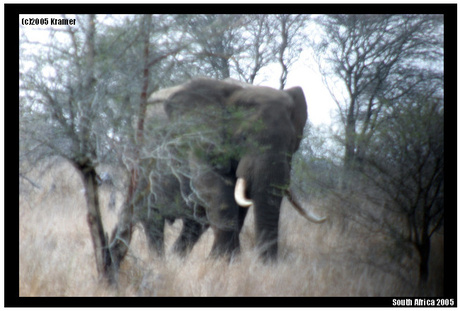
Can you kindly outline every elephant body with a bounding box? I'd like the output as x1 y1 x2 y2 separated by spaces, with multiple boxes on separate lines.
133 159 209 257
136 77 318 261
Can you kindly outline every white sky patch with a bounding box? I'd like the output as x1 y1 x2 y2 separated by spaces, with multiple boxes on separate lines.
253 50 336 127
285 60 336 127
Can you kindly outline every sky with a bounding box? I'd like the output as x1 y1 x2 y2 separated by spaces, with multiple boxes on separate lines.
19 13 337 128
262 54 337 127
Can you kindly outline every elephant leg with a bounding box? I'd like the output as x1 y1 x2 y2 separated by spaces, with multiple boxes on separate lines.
172 218 208 257
252 191 283 261
209 206 248 259
210 228 240 259
141 210 166 257
192 168 241 259
208 186 241 259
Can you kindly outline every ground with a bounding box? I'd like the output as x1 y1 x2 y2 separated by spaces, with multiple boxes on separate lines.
19 161 444 297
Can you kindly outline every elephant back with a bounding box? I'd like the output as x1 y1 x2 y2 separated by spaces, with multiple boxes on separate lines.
163 78 243 120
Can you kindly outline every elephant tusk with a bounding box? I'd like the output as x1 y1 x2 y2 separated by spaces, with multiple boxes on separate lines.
234 178 254 208
286 189 327 224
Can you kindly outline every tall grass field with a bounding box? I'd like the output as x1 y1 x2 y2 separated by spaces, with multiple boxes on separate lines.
19 161 444 298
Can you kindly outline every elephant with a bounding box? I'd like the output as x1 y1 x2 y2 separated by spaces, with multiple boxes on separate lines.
135 77 326 261
132 159 209 257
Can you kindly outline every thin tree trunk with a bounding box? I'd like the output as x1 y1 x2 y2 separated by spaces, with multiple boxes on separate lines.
109 14 152 276
417 208 432 283
278 18 288 90
343 96 357 171
417 239 431 283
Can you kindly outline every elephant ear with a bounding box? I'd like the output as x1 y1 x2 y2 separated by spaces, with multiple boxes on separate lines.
284 87 308 151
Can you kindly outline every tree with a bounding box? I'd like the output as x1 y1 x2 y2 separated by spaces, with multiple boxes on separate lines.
20 14 115 283
313 14 443 170
20 14 186 284
108 14 153 274
182 14 245 80
363 94 443 282
274 14 309 90
231 15 277 84
178 14 309 87
312 14 444 283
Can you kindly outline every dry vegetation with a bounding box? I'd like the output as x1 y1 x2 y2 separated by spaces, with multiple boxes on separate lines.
19 161 444 297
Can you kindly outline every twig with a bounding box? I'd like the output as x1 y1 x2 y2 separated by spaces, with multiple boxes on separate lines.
19 173 41 189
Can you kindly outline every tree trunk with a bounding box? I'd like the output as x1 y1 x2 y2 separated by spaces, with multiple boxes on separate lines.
278 17 288 90
108 170 137 272
343 97 357 171
74 159 116 285
417 234 431 283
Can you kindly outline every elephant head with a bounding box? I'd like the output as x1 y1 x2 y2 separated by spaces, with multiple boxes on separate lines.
149 78 325 261
224 84 325 258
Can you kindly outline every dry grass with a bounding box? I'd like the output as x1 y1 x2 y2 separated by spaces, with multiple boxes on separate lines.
19 161 444 297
